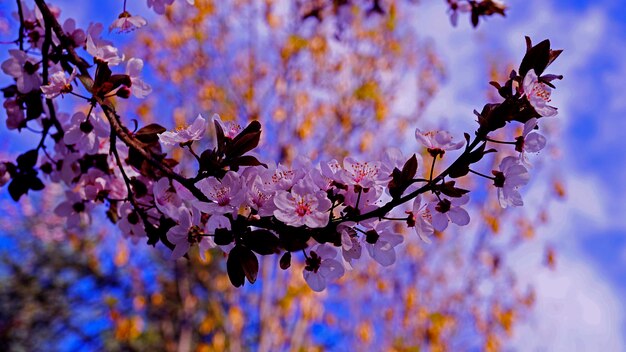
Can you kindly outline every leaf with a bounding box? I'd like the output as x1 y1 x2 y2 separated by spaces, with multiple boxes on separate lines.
135 123 167 144
7 179 27 201
279 252 291 270
227 245 259 286
227 130 261 159
213 120 227 154
17 149 38 170
240 246 259 284
519 39 550 77
227 246 245 287
401 154 418 180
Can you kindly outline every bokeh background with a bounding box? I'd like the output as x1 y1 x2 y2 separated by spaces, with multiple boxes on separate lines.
0 0 625 350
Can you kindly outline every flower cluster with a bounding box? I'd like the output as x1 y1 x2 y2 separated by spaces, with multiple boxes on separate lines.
0 1 562 292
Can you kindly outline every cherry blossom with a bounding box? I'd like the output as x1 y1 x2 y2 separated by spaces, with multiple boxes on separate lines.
40 67 78 99
415 129 464 157
303 244 345 292
147 0 175 15
409 194 435 243
110 11 147 33
429 194 470 232
118 202 147 242
63 111 110 155
1 49 42 93
166 206 203 259
522 69 557 117
3 98 25 130
340 226 362 269
54 191 93 229
125 58 152 98
194 172 245 216
494 156 530 208
158 114 206 146
153 177 184 218
340 157 384 189
274 177 331 228
86 34 124 66
364 222 404 267
447 0 471 26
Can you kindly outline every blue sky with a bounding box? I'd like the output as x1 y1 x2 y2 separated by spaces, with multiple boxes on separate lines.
1 0 625 349
410 0 626 349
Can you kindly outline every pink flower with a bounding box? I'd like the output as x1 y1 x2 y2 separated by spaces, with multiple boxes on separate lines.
273 177 331 228
213 114 242 139
245 174 277 217
118 202 147 243
109 11 147 33
158 114 206 146
63 111 110 155
494 156 530 208
303 244 345 292
166 207 205 259
1 49 42 93
364 222 403 267
194 172 245 216
415 129 464 157
429 194 470 232
54 191 93 229
147 0 175 14
3 98 25 130
125 58 152 98
0 163 10 187
339 226 362 268
410 194 435 243
86 34 124 65
340 157 383 189
522 69 557 117
153 177 183 218
40 67 78 99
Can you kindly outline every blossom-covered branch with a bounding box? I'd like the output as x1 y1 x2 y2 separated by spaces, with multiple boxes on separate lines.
0 0 561 291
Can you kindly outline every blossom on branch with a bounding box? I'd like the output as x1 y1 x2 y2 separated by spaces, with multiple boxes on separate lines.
40 67 78 99
415 129 464 158
493 156 530 208
158 114 206 146
1 50 42 93
273 177 332 228
522 69 557 117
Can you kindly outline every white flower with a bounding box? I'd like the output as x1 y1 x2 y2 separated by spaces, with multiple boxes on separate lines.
273 177 331 228
303 244 345 292
40 67 78 99
1 49 42 93
109 11 147 33
429 194 470 232
495 156 530 208
415 129 464 157
86 34 124 66
522 69 557 117
158 114 206 146
125 58 152 98
516 118 547 166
